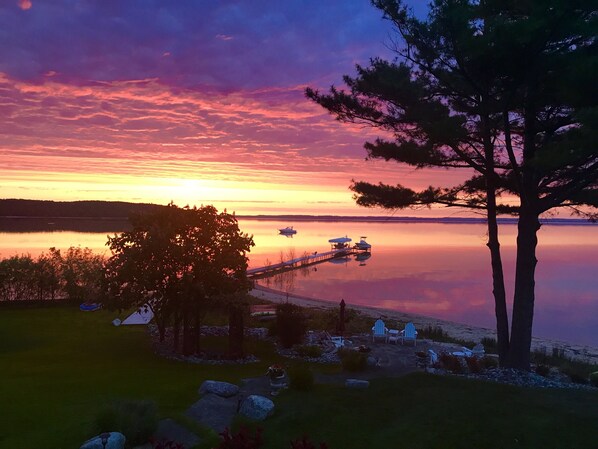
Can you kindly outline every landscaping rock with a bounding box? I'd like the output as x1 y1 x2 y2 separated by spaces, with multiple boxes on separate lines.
185 393 238 432
239 395 275 421
152 419 201 449
80 432 125 449
199 380 240 397
345 379 370 389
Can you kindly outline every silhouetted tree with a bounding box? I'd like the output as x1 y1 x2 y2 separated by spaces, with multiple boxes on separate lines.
308 0 597 369
104 203 254 354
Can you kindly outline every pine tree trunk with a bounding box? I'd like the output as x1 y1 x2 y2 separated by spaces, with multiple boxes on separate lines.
482 111 509 365
486 208 509 365
507 210 540 370
507 88 541 371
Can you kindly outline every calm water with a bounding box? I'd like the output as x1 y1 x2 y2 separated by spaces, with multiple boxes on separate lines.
1 218 597 347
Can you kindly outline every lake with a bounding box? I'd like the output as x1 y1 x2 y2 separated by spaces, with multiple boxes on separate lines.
1 217 597 347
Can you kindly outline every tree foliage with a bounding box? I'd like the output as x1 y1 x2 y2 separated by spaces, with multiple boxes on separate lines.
104 203 254 354
0 247 103 302
307 0 597 369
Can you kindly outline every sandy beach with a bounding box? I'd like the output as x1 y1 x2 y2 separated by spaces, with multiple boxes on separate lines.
251 285 598 364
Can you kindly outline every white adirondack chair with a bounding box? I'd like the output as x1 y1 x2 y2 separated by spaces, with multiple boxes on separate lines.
371 319 388 342
400 322 418 346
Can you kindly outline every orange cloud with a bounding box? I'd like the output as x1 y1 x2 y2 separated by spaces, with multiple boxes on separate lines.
0 73 471 215
17 0 31 10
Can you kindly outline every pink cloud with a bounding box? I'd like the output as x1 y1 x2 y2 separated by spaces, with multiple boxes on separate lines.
17 0 31 11
0 73 471 208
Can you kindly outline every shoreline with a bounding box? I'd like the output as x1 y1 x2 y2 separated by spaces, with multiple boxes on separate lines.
250 285 598 364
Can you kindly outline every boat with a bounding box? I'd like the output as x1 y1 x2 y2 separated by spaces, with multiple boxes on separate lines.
328 236 352 249
278 226 297 235
355 236 372 251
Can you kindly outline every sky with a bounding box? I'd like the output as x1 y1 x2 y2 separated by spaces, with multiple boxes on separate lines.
0 0 469 216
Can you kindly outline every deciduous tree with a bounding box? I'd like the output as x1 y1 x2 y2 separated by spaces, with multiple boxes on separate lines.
104 203 254 355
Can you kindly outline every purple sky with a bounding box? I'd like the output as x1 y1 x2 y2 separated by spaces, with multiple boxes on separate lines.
1 1 454 215
2 1 418 89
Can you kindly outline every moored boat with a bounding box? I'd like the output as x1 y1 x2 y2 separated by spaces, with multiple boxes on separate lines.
328 236 352 249
278 226 297 235
355 236 371 251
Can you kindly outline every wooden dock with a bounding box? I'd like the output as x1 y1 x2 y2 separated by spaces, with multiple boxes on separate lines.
247 248 360 279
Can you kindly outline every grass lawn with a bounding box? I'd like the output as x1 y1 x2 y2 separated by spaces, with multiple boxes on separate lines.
0 304 274 449
1 304 597 449
256 374 598 449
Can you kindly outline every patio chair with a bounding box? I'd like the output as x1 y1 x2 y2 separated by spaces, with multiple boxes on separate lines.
400 322 418 346
371 319 388 342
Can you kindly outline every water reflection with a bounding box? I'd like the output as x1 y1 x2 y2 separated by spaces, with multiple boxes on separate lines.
246 220 598 347
1 218 597 346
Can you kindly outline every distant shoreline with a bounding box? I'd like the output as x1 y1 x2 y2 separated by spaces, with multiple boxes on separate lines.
1 198 597 226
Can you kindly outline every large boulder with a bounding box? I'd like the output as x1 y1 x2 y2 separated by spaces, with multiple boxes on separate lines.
199 380 240 398
80 432 125 449
239 395 275 421
186 394 238 432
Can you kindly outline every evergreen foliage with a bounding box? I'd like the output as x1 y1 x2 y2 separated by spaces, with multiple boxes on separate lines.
307 0 597 369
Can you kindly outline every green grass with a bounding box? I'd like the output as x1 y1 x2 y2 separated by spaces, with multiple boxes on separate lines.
253 374 598 449
2 305 598 449
0 305 273 449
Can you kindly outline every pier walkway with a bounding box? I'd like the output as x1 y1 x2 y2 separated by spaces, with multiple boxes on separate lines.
247 248 357 279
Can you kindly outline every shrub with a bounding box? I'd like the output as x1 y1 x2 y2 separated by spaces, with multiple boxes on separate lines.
535 364 550 377
564 369 589 385
276 303 307 348
439 353 463 374
295 345 323 358
480 356 499 370
418 326 450 342
465 356 482 374
552 346 566 359
215 426 264 449
288 364 315 391
480 337 497 351
338 348 367 372
95 400 158 447
590 372 598 387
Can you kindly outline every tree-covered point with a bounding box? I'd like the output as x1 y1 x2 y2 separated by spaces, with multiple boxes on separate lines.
307 0 597 370
0 198 166 218
103 203 255 356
